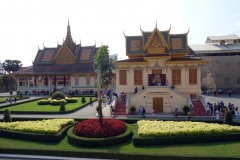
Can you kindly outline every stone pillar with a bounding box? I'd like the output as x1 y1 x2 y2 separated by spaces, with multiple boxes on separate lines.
27 77 30 90
17 77 19 90
48 76 51 89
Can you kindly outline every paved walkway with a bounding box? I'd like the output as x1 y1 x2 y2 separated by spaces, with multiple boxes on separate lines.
0 92 239 120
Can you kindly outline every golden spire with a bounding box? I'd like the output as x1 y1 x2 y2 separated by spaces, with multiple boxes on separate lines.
65 19 75 50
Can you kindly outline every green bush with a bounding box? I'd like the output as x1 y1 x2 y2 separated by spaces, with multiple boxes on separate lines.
50 92 53 97
19 92 23 99
67 123 133 147
65 98 78 103
96 106 99 113
59 100 66 111
3 109 12 122
37 99 51 105
224 111 233 125
182 105 190 115
130 105 136 114
81 95 86 103
50 99 67 106
52 91 65 100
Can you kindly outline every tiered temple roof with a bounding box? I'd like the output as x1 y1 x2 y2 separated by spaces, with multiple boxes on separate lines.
14 21 98 75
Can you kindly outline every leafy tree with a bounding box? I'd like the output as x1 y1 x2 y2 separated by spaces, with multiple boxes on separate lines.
1 60 23 73
0 74 17 91
0 61 4 74
3 109 12 122
93 45 115 127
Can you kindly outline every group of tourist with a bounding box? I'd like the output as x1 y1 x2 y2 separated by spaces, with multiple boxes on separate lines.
206 101 239 120
118 92 126 102
5 97 17 104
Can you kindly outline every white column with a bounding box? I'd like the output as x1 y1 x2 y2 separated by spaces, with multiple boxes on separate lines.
27 77 30 90
48 76 51 89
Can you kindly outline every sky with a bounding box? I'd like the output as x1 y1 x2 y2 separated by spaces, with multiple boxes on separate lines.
0 0 240 66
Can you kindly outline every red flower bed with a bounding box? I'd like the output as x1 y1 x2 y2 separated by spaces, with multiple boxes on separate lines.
73 119 126 138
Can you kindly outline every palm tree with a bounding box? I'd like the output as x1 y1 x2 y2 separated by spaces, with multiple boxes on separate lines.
93 45 115 127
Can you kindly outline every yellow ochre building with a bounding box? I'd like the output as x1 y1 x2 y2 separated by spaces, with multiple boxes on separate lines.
115 24 208 114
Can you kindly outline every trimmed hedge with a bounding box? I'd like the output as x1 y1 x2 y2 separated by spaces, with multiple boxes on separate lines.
50 99 67 106
67 123 133 147
132 123 240 146
0 121 77 142
37 99 51 105
65 98 78 103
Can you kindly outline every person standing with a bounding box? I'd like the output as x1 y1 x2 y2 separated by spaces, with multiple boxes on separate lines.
206 89 209 96
9 97 12 104
174 106 178 119
14 96 17 103
89 97 93 106
235 107 239 121
152 108 156 119
5 98 9 105
216 109 220 119
134 87 138 94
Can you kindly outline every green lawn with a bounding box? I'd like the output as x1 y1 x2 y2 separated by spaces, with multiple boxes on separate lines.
0 128 240 159
0 97 6 102
0 97 97 112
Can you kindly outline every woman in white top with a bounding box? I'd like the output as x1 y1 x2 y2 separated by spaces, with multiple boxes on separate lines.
235 107 239 121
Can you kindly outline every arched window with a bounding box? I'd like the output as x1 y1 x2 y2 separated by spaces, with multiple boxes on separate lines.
224 77 230 86
237 77 240 84
225 62 230 69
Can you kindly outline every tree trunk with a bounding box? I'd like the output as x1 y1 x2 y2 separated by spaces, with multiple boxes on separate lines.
97 70 104 127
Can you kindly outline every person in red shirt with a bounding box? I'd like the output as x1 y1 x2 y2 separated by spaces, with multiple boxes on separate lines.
152 108 156 119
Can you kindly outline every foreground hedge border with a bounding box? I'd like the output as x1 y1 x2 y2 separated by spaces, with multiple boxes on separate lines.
0 121 77 142
67 123 133 147
132 123 240 146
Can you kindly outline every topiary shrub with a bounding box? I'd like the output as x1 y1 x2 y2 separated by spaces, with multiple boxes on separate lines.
19 92 23 99
182 105 190 115
224 111 233 125
59 100 66 111
81 95 86 103
130 105 136 114
65 97 78 103
3 109 12 122
50 99 67 106
52 91 65 100
38 99 51 105
96 106 99 113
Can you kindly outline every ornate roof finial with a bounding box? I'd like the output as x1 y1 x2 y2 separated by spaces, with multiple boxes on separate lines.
43 43 45 48
140 25 143 33
38 45 39 50
123 30 126 37
155 20 157 29
186 27 190 34
57 40 59 45
168 24 171 31
79 39 81 45
94 40 96 46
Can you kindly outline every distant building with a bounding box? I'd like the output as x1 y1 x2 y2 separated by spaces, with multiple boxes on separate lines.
12 21 99 95
190 35 240 93
109 53 118 61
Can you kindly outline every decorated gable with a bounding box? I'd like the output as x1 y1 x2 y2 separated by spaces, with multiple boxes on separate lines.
126 36 144 55
170 34 188 53
53 43 76 64
77 46 96 62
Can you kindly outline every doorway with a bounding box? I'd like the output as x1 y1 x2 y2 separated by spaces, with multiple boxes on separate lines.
153 97 163 112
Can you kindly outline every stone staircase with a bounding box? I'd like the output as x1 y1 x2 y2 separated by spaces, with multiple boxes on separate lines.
192 101 206 116
114 102 127 115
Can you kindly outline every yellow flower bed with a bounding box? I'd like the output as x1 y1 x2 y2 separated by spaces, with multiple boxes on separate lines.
0 119 74 134
137 120 240 137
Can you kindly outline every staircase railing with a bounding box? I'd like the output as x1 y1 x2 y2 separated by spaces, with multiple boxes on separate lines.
199 95 207 113
187 97 193 108
125 98 129 114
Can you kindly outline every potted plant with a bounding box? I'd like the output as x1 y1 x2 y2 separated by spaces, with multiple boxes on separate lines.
130 105 136 115
182 105 190 115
